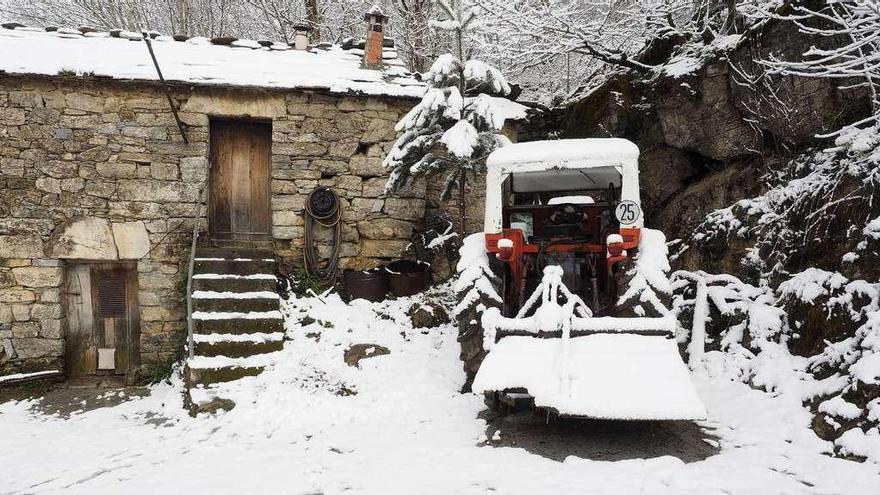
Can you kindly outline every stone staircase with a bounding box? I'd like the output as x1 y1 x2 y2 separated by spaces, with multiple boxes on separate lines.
184 247 284 414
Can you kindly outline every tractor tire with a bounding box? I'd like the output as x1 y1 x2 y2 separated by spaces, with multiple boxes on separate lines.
456 258 505 393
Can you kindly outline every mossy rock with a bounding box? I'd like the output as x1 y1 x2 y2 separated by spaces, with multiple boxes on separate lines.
343 344 390 368
408 302 450 329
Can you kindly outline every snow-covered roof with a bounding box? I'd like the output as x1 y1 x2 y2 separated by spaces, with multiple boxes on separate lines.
483 138 643 232
486 138 639 170
0 24 424 98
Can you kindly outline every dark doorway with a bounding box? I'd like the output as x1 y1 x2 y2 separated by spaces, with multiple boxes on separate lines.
209 119 272 241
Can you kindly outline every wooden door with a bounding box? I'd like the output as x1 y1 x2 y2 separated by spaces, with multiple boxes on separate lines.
209 120 271 240
65 263 140 380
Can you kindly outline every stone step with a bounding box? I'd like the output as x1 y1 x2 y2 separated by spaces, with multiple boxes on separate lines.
195 247 275 260
193 276 277 293
192 294 280 313
193 316 284 335
193 258 276 276
186 364 265 387
193 337 284 358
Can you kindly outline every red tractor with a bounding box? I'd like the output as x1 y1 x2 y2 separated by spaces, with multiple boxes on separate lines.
457 138 705 420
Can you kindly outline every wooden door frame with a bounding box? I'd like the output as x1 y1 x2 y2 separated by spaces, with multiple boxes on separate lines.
63 260 141 384
207 117 273 242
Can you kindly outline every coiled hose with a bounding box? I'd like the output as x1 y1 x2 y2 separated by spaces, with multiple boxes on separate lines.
303 187 342 285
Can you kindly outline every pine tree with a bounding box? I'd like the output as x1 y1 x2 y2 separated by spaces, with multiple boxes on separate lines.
383 0 513 233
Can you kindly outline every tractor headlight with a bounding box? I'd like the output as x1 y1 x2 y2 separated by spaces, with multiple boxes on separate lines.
607 233 625 257
497 238 514 261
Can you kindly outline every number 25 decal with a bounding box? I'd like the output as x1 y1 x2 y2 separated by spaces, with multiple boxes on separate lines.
615 201 641 225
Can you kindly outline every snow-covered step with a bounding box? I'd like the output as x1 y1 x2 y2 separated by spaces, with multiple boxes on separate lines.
192 310 284 335
186 363 265 386
185 246 283 407
194 247 275 260
185 352 283 386
192 310 283 320
187 352 282 369
191 291 280 299
192 275 277 293
192 273 277 279
194 258 276 276
192 332 285 358
192 291 281 313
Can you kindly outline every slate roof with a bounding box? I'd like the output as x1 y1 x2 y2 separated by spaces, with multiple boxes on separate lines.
0 23 424 98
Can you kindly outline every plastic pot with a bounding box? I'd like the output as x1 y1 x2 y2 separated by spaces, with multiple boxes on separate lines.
385 260 432 297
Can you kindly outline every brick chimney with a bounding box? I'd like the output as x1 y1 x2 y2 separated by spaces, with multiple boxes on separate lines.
363 5 388 67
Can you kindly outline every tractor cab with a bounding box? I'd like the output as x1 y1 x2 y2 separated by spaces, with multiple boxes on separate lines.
461 138 706 421
484 138 643 316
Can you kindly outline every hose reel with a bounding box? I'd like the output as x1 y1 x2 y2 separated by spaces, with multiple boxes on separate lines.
303 186 342 285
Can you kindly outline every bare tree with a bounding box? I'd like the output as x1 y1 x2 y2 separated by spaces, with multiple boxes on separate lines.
757 0 880 136
304 0 321 41
389 0 436 72
474 0 664 75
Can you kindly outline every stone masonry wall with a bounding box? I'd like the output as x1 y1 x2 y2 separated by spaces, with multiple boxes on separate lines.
0 75 419 377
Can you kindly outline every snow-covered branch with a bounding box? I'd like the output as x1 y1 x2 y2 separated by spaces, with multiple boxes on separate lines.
756 0 880 135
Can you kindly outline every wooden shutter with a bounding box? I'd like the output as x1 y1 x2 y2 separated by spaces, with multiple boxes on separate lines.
89 264 140 376
96 276 126 317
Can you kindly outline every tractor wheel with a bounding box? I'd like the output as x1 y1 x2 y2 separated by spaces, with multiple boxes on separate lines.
456 258 506 392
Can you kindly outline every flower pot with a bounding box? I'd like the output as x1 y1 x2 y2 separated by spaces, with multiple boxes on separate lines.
385 260 431 297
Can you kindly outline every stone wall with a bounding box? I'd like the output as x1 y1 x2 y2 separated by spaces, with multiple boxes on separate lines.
425 173 487 235
0 75 419 376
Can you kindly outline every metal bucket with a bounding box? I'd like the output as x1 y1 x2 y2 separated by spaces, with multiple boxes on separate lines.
385 260 432 297
343 267 388 302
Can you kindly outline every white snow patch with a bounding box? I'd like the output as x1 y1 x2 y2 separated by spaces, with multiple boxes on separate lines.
0 27 423 98
192 273 276 280
547 195 595 205
0 370 60 383
664 56 702 77
473 334 706 420
3 287 880 491
191 291 280 299
818 396 863 420
187 352 282 369
192 332 284 344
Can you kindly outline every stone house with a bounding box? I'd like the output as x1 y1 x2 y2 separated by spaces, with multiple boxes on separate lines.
0 16 427 382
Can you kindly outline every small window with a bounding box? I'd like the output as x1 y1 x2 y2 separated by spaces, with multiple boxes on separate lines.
96 276 126 317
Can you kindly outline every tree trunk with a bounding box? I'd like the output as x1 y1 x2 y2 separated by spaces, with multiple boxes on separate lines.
458 171 467 233
455 20 468 234
305 0 321 42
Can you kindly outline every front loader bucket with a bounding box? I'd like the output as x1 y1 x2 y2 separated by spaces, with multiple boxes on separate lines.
472 332 707 421
472 266 707 421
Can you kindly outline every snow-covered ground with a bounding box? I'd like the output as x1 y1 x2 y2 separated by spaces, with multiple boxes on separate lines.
1 288 879 494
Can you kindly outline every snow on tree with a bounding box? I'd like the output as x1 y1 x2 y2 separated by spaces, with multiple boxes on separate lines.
671 270 787 372
475 0 664 74
616 228 674 318
755 0 880 139
383 0 514 232
454 233 502 389
453 234 501 320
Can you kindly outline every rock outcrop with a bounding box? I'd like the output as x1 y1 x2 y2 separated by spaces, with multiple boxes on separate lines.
554 19 871 244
